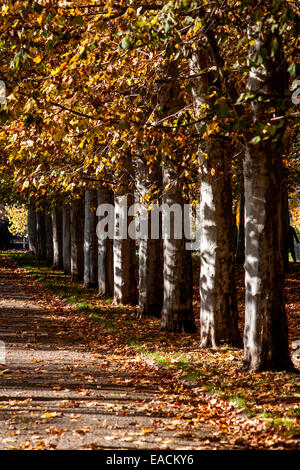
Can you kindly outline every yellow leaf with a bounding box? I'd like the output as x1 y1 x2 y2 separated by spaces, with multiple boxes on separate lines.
41 412 59 418
33 56 42 64
141 428 152 435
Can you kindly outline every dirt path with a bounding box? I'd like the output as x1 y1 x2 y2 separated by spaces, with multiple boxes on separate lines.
0 255 239 450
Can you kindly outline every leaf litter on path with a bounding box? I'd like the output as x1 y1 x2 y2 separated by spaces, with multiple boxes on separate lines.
0 253 298 450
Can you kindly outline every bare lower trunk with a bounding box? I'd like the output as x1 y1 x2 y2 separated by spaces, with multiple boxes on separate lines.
161 238 195 332
52 209 63 269
139 234 163 317
243 146 292 370
113 158 137 306
70 198 84 281
198 145 241 347
135 157 163 318
36 210 46 260
27 206 37 255
62 205 71 274
97 186 114 297
113 193 137 305
160 157 196 333
190 48 240 346
84 190 98 288
242 26 293 371
44 213 53 265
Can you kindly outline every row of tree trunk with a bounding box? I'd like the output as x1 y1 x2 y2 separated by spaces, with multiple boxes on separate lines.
26 26 293 372
27 193 113 292
27 165 200 335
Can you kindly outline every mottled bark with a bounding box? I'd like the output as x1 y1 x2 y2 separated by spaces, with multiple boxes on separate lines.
155 61 196 332
97 186 114 297
62 205 71 274
27 207 37 255
36 210 46 260
199 146 241 346
190 48 241 347
242 27 293 371
84 190 98 288
135 157 163 318
160 156 196 333
44 213 53 265
70 198 84 281
52 209 63 269
113 158 137 306
243 146 293 371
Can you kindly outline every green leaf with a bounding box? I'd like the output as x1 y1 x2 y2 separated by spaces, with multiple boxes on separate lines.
250 135 261 145
121 37 130 50
288 63 296 78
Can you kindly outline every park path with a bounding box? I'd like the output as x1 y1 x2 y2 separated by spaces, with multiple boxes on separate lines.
0 255 236 450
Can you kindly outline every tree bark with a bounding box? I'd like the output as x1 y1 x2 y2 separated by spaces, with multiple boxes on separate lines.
70 198 84 281
27 206 37 255
62 205 71 274
242 26 293 371
52 208 63 269
84 190 98 288
160 156 196 333
243 146 293 370
190 48 241 347
97 185 114 297
113 158 137 305
36 210 46 260
44 213 53 265
154 61 196 332
135 157 163 318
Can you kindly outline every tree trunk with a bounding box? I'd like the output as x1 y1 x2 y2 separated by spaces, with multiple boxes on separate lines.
62 205 71 274
70 198 84 281
27 206 37 254
113 158 137 305
97 185 114 297
84 190 98 288
199 145 241 346
44 213 53 265
242 26 293 371
154 61 196 332
36 210 46 260
135 157 163 318
190 48 241 347
160 156 196 333
235 172 245 265
52 208 63 269
243 146 293 370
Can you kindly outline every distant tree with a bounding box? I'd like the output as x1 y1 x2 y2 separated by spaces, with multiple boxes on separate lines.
5 205 27 238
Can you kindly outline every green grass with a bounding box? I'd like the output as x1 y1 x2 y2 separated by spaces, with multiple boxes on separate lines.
288 407 300 418
229 396 246 409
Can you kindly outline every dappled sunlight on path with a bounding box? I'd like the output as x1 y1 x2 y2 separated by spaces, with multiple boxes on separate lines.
0 255 230 450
